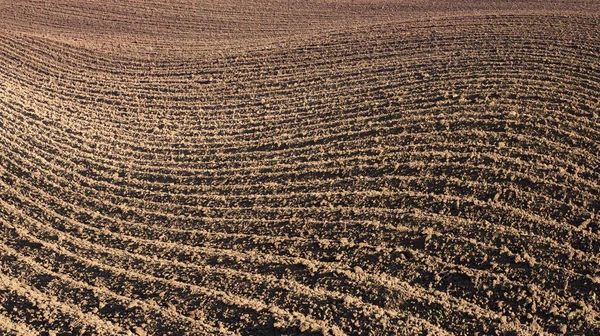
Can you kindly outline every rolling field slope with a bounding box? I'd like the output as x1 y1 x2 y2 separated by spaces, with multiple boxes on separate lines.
0 1 599 335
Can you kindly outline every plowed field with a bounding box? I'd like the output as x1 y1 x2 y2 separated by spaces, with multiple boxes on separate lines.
0 1 599 335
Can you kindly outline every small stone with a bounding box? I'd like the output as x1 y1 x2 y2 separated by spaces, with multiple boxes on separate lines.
134 327 147 336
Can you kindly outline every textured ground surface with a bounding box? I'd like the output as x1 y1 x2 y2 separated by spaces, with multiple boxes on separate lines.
0 1 599 335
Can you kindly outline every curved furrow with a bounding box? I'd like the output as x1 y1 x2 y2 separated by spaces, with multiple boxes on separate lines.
0 228 351 336
0 242 226 335
2 91 594 181
2 69 593 148
0 173 597 334
3 50 596 131
2 129 599 244
0 200 449 336
2 24 596 136
0 271 125 335
4 92 600 200
0 312 39 336
0 187 538 335
2 4 600 335
1 140 599 281
1 12 596 69
2 83 599 169
1 139 600 284
2 50 596 148
1 98 599 199
1 15 598 93
2 113 599 208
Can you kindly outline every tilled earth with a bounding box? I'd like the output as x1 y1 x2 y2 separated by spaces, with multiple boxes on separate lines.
0 0 599 335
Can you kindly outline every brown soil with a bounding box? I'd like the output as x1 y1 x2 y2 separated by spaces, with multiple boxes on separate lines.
0 1 599 335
